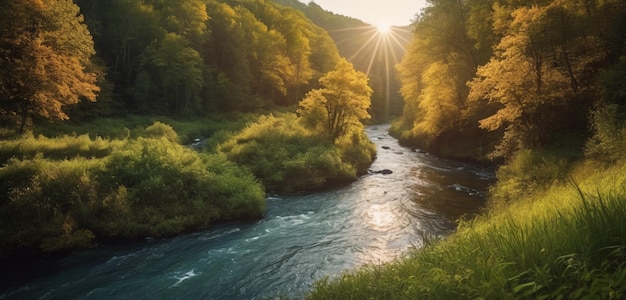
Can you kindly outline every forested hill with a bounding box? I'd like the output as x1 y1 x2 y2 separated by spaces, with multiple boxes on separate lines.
275 0 413 122
74 0 414 123
69 0 340 120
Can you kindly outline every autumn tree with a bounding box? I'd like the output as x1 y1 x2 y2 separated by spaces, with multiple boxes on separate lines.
468 4 573 157
298 58 372 142
0 0 99 133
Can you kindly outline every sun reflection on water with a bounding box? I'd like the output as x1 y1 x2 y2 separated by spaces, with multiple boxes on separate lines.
366 203 397 232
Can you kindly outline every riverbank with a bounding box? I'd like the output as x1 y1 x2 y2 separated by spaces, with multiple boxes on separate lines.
0 125 492 299
306 157 626 299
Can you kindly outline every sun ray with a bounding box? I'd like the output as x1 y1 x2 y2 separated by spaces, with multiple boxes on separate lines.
348 30 381 61
325 23 412 120
365 34 383 76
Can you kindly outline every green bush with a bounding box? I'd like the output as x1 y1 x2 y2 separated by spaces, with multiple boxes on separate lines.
489 149 569 209
143 121 180 143
586 103 626 163
0 127 266 254
219 113 374 193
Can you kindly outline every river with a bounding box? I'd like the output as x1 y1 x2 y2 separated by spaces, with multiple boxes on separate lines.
0 125 493 299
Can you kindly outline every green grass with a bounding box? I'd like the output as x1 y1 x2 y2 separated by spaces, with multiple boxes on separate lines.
306 160 626 299
30 113 260 144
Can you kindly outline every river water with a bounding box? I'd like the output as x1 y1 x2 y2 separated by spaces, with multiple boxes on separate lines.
0 125 493 299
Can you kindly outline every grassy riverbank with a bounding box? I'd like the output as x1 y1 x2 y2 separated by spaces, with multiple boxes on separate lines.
307 158 626 299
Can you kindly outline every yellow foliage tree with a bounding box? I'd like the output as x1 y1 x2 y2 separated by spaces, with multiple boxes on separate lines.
0 0 99 133
298 58 372 142
468 5 570 157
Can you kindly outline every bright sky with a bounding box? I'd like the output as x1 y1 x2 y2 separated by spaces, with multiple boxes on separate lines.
300 0 428 27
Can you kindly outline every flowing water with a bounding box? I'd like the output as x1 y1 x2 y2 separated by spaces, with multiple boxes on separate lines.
0 125 493 299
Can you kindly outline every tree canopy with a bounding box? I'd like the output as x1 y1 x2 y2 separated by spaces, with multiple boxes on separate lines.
298 58 372 143
0 0 99 132
393 0 626 160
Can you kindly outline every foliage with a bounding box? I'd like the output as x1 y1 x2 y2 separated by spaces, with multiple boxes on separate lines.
391 0 493 159
134 33 204 115
0 133 124 165
298 58 372 143
585 58 626 162
219 113 374 193
0 0 99 133
488 149 569 209
67 0 341 118
143 121 180 143
0 123 265 254
394 0 625 161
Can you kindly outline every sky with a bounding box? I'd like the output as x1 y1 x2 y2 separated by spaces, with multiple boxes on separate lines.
299 0 428 27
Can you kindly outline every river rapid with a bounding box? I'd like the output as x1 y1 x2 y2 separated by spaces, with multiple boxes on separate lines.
0 125 493 299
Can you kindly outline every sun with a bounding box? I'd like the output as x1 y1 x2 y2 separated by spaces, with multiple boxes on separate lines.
375 23 391 34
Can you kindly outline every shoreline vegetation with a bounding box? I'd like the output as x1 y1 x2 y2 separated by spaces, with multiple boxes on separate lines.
0 50 376 259
0 109 376 257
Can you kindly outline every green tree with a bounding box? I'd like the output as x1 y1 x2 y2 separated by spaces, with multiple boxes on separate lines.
298 58 372 142
133 33 203 114
155 0 208 44
0 0 99 133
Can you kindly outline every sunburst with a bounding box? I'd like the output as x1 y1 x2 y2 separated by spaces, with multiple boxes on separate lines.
329 24 412 120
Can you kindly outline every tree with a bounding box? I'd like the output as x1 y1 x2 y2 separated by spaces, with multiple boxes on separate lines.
0 0 99 133
468 5 571 157
133 33 203 114
298 58 372 142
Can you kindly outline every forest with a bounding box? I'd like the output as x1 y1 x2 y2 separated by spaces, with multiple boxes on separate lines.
1 0 626 297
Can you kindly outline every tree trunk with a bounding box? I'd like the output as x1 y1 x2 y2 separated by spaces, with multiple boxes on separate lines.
19 106 28 134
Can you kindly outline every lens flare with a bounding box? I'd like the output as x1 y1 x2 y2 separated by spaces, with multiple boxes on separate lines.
375 23 391 34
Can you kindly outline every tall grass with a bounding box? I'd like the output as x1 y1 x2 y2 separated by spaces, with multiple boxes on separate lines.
32 113 261 144
307 161 626 299
0 133 126 164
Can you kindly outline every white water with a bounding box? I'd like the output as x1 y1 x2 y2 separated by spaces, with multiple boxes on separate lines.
0 125 493 299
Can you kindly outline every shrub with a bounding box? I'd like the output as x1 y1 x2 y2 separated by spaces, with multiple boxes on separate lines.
143 121 180 143
489 149 569 209
0 130 266 254
0 133 124 164
585 103 626 162
219 113 375 193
